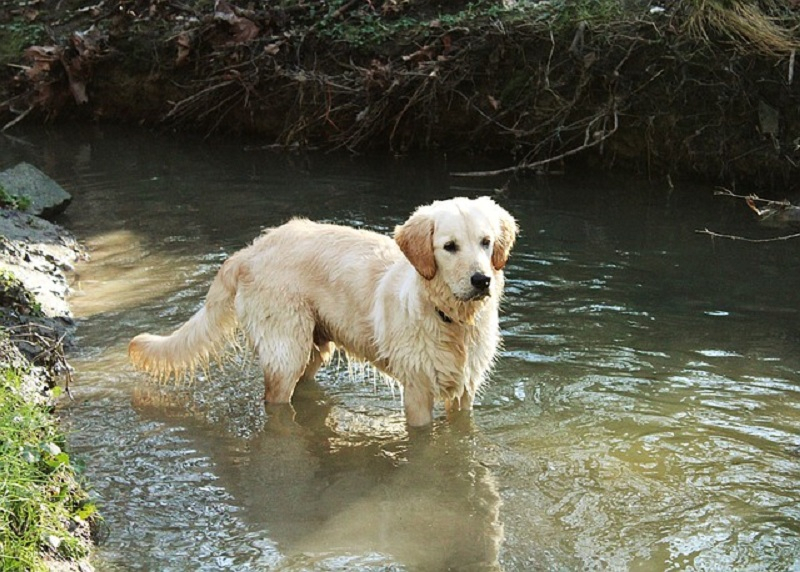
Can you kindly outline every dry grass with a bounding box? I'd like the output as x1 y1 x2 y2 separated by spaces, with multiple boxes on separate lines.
683 0 799 55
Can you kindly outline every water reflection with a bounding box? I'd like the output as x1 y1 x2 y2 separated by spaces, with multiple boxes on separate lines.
130 376 504 571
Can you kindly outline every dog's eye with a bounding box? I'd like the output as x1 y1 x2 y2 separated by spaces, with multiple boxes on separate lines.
443 241 459 253
481 237 491 248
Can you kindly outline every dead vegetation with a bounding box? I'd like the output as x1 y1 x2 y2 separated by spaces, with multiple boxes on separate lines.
1 0 800 189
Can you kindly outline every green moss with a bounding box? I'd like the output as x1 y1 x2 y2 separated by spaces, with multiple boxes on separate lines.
310 0 630 50
0 21 46 67
0 184 32 212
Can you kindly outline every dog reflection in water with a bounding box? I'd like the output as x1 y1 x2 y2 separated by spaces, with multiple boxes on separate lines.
133 377 505 570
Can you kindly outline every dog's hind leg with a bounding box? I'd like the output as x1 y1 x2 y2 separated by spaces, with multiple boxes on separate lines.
300 336 334 383
238 293 316 404
259 323 315 403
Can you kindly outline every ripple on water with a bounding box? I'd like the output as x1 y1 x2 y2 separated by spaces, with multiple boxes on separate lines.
22 127 796 570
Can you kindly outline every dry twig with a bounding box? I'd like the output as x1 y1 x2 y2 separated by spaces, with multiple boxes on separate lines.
451 108 619 177
696 228 800 242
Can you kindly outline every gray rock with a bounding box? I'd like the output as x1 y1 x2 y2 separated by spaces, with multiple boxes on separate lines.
0 162 72 218
0 209 84 320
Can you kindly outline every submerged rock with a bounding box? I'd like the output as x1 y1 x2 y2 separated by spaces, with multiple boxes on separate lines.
0 162 72 218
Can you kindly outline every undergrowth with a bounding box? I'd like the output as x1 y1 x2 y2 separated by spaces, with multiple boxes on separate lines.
0 270 43 318
0 352 97 571
0 19 46 68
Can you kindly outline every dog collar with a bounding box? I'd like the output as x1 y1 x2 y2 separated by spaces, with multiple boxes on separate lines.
436 307 454 324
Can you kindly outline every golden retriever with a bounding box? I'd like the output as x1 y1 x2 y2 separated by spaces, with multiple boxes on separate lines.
129 197 517 426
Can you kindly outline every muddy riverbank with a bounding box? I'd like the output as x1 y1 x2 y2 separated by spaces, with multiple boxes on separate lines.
0 183 96 570
1 0 800 192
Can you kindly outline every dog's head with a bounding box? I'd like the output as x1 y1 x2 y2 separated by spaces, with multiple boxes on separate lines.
395 197 518 302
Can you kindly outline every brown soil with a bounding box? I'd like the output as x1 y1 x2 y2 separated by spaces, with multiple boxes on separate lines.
1 0 799 193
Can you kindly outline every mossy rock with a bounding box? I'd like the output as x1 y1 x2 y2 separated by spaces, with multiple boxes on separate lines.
0 163 72 219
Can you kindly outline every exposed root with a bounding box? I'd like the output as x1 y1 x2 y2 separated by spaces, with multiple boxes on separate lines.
452 108 619 177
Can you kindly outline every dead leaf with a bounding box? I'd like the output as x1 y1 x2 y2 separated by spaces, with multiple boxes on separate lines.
176 32 192 66
61 27 107 105
23 46 62 87
22 46 67 109
382 0 400 15
214 0 260 44
746 196 764 216
230 17 259 43
264 41 283 56
402 45 433 63
22 8 39 21
61 52 89 104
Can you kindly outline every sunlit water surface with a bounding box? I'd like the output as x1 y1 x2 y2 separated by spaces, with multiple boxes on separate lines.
2 126 799 571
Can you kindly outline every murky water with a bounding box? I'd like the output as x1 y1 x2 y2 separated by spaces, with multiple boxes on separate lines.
2 126 799 571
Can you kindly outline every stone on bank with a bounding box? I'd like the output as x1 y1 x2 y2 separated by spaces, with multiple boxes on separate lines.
0 162 72 218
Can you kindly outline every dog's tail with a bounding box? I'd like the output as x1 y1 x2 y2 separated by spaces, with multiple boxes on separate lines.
129 252 244 379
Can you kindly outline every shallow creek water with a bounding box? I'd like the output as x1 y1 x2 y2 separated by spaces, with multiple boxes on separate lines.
2 126 799 571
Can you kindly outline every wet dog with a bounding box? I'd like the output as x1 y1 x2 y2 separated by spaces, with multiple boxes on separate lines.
129 197 517 425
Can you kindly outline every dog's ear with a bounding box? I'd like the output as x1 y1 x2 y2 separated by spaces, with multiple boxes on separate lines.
395 211 436 280
483 199 518 271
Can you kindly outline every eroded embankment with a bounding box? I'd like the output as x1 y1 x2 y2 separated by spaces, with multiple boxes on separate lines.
0 207 97 572
1 0 799 191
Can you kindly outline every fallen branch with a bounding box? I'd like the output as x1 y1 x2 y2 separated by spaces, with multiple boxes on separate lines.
695 228 800 242
713 187 788 205
2 105 34 132
713 187 800 223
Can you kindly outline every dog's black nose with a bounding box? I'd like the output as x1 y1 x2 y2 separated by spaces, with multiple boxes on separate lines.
471 272 491 291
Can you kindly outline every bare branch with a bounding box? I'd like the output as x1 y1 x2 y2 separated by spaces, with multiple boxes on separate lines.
2 105 34 132
695 228 800 242
451 109 619 177
713 187 789 206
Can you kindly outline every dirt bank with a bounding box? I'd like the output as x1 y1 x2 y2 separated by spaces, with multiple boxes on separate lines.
1 0 799 192
0 206 96 571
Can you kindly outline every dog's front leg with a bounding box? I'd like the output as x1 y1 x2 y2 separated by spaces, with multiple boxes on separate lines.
403 383 434 426
264 371 296 403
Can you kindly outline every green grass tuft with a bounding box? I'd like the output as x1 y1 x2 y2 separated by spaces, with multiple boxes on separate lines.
0 184 32 211
0 352 97 571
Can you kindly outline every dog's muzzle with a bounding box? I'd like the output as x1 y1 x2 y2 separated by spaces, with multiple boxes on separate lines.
468 272 492 299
